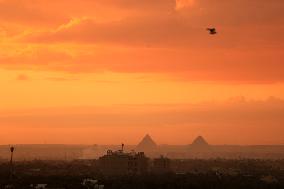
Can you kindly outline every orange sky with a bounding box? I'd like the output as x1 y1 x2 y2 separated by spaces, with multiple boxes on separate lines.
0 0 284 145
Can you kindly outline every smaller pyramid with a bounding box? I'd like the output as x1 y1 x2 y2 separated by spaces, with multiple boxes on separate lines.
136 134 157 151
191 136 209 147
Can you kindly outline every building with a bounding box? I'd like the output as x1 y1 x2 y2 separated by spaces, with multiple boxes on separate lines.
152 156 172 173
98 144 149 175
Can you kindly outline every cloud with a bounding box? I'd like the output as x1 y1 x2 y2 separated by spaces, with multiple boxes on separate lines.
16 74 29 81
2 97 284 126
190 0 284 26
1 0 283 28
0 0 284 83
0 0 176 27
175 0 195 10
0 97 283 144
0 0 68 27
95 0 176 11
1 44 284 83
45 77 78 82
23 17 203 47
20 0 284 48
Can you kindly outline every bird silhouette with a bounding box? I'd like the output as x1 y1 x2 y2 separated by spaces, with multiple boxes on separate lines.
207 28 217 35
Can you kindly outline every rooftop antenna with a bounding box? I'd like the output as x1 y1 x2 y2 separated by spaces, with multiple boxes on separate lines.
121 143 124 152
9 146 15 181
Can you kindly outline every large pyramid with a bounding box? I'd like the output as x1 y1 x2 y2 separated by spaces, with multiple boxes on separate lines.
191 136 209 147
136 134 157 151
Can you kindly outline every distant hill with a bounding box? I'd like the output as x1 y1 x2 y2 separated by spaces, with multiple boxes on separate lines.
136 134 157 151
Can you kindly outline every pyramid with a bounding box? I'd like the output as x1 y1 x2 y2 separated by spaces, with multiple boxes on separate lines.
136 134 157 151
191 136 209 147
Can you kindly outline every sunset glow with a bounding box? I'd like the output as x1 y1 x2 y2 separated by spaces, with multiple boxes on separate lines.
0 0 284 145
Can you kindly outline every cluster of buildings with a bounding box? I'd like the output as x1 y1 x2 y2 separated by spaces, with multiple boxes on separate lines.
98 143 171 175
2 134 284 177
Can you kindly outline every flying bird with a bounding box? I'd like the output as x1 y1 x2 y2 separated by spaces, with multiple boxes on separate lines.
207 28 217 35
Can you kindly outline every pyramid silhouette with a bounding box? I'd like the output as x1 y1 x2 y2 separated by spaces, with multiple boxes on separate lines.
191 136 209 147
136 134 157 151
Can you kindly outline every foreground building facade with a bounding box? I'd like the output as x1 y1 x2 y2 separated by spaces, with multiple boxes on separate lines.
98 147 149 175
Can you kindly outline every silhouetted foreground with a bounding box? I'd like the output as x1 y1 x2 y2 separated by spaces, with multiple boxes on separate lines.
0 159 283 189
